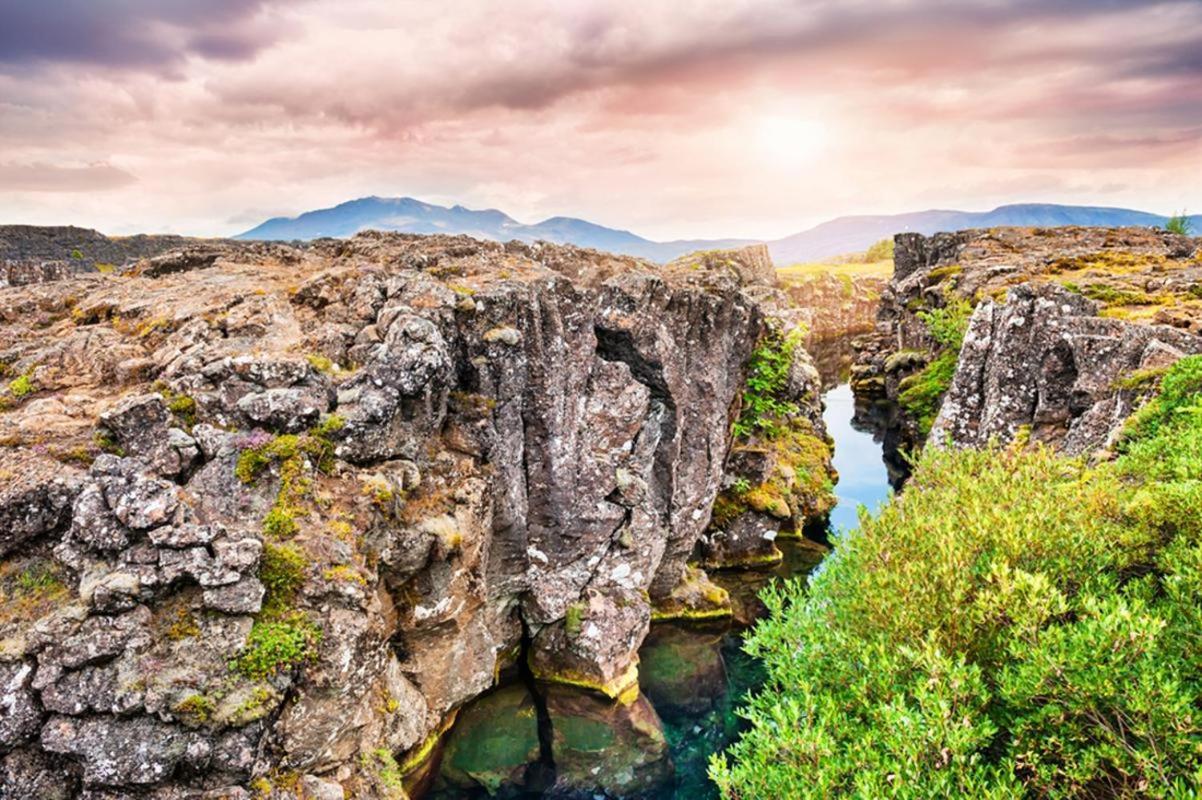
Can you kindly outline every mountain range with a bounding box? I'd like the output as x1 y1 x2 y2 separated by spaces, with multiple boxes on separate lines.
237 197 1198 264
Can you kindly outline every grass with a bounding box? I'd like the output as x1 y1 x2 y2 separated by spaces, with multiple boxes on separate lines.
713 355 1202 799
777 258 893 282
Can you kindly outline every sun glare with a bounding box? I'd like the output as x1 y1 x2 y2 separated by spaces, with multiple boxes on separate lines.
751 115 829 167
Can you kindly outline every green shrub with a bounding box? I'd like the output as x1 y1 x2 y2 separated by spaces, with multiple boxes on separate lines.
734 328 805 440
1165 211 1193 236
714 356 1202 798
865 238 895 262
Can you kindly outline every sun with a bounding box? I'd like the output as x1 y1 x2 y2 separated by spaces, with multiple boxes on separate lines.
751 115 829 168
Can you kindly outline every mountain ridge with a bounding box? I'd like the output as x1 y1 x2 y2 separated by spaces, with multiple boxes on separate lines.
236 197 1200 263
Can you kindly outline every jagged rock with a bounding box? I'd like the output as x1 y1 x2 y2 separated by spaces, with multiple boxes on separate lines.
0 660 42 747
855 225 1202 455
40 714 209 786
529 588 649 698
335 312 452 463
0 231 833 797
931 282 1202 453
202 577 264 615
98 394 199 477
0 452 85 557
0 746 79 799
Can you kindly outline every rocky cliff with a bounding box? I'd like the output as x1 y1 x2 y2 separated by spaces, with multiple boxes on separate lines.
778 273 882 385
0 232 831 798
854 226 1202 456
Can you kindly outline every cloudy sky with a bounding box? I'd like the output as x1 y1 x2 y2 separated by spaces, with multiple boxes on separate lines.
1 0 1200 240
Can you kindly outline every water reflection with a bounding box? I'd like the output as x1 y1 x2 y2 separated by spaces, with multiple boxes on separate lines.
821 383 894 534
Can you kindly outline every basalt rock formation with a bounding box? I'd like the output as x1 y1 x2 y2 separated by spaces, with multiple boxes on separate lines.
854 226 1202 456
0 232 829 798
780 273 883 385
0 225 224 288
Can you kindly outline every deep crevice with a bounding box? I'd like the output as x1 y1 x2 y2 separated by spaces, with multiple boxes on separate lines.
594 326 677 524
517 617 557 793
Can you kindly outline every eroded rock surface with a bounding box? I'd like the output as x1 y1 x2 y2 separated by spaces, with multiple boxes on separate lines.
853 226 1202 454
0 232 816 798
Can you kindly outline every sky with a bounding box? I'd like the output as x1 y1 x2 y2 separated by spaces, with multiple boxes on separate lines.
0 0 1200 241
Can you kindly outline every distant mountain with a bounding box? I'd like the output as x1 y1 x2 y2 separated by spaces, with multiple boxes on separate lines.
237 198 1198 264
236 196 753 262
766 204 1197 264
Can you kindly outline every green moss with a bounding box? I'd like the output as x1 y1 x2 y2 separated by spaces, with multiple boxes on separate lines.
236 427 342 539
564 601 586 638
897 298 973 436
361 748 405 794
172 693 215 724
93 429 125 456
261 504 300 539
898 349 958 436
306 353 335 374
166 608 201 641
232 612 322 679
7 373 35 399
259 542 307 614
927 263 962 282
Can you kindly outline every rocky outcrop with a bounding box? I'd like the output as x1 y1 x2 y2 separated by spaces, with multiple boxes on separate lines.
0 233 820 798
853 225 1202 455
931 282 1202 454
779 272 884 385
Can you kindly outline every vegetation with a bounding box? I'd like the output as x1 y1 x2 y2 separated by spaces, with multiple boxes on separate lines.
733 328 806 439
1165 211 1193 236
713 356 1202 799
897 297 973 435
231 541 321 679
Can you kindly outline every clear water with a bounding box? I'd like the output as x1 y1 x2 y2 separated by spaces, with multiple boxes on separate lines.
424 383 892 799
821 382 894 535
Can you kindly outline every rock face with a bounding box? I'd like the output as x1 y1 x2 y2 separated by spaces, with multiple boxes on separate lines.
0 232 817 797
854 226 1202 455
779 272 884 384
932 282 1202 453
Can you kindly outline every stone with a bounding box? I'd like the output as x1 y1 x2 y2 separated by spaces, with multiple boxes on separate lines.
202 577 265 615
0 660 42 748
529 588 649 699
439 684 543 793
98 394 198 478
0 452 85 557
40 715 207 786
544 684 672 797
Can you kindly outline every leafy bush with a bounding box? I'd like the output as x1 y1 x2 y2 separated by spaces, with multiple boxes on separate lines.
1165 212 1193 236
865 238 895 262
713 356 1202 798
733 329 806 440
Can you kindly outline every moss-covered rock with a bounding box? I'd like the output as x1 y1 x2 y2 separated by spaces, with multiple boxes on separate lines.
439 685 542 793
545 685 672 797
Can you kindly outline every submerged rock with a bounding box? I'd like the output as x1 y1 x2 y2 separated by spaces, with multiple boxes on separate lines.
544 685 672 799
438 685 543 794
